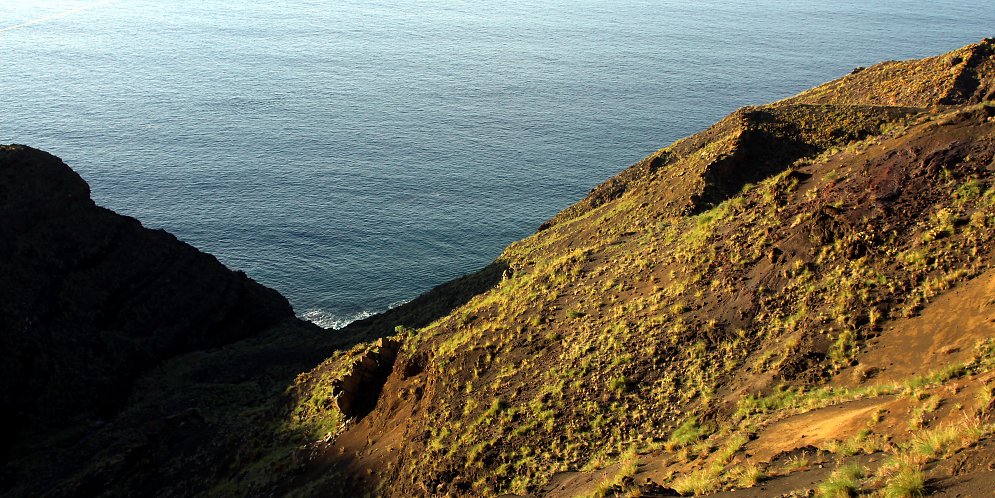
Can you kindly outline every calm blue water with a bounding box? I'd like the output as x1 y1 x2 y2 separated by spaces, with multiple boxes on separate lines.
2 1 993 328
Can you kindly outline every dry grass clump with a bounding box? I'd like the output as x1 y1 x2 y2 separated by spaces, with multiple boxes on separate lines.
816 463 863 498
876 455 926 498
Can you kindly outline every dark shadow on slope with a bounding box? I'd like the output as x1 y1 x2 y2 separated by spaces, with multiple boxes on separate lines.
2 320 349 498
0 145 296 461
332 338 401 419
691 111 817 212
940 37 995 105
0 145 508 497
690 104 921 213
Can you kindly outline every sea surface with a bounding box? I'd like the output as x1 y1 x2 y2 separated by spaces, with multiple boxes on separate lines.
2 1 993 328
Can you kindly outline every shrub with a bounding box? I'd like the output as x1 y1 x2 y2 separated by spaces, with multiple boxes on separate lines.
817 464 863 497
883 463 926 498
667 417 708 449
670 468 717 496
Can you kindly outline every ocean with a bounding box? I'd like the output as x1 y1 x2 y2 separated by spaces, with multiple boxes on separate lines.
2 0 992 328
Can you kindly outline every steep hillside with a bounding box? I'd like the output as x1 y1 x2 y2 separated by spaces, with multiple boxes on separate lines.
285 39 995 497
4 40 995 498
0 146 294 444
0 145 336 496
0 146 508 497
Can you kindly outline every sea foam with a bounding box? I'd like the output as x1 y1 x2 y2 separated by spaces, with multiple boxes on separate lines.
301 299 410 330
301 309 374 330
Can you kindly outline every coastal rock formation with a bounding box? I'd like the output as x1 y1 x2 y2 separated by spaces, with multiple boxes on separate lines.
0 145 295 450
0 146 496 497
5 39 995 498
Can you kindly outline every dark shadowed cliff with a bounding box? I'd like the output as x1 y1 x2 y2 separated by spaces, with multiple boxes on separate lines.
0 146 295 449
0 146 345 496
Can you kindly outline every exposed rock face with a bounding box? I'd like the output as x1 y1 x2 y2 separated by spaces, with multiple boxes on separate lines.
0 145 295 453
333 338 402 418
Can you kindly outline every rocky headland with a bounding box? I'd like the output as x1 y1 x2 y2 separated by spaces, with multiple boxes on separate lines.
2 39 995 497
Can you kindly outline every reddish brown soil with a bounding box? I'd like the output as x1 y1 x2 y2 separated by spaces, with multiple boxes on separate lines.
835 269 995 388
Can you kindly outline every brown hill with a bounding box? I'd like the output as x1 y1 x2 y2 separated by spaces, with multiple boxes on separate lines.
281 39 995 497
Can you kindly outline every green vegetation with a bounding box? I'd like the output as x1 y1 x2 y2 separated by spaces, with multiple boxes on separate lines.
667 417 709 450
731 463 765 488
817 464 863 498
882 463 926 498
671 467 720 496
278 43 995 497
587 446 639 498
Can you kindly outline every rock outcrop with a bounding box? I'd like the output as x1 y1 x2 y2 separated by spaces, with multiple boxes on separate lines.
0 145 294 454
332 338 401 418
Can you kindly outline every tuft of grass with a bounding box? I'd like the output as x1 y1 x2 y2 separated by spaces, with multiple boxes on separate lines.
715 433 749 463
915 416 991 458
588 446 639 498
670 467 718 496
666 417 708 449
817 464 863 498
976 384 994 416
785 451 812 471
953 178 981 206
908 396 940 430
609 374 633 393
566 309 587 319
731 463 765 488
911 423 963 459
869 408 886 425
882 461 926 498
822 429 884 457
829 328 859 368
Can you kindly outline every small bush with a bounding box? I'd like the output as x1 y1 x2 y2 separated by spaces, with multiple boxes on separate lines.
732 463 765 487
817 464 863 497
912 424 961 458
883 463 926 498
609 375 632 393
667 417 708 449
670 468 717 496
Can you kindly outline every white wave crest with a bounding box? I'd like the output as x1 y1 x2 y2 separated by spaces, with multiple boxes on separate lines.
300 300 411 330
301 309 374 330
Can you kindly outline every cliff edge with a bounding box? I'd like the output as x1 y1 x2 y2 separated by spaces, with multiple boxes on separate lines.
0 145 296 449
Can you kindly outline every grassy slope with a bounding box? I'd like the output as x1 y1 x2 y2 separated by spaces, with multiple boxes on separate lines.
284 39 995 497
